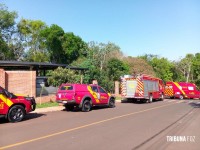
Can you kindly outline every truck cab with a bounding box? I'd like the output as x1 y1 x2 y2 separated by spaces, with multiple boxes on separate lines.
0 86 36 122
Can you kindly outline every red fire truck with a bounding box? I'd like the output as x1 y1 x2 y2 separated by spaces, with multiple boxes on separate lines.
0 86 36 122
120 74 164 103
164 81 200 99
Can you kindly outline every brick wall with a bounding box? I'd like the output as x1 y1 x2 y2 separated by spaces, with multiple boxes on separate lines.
0 69 5 88
35 94 56 104
0 69 36 97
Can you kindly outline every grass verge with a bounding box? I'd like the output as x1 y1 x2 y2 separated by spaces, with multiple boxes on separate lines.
36 101 59 109
115 96 122 100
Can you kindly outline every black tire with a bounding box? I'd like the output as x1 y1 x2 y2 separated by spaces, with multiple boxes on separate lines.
179 95 184 100
127 98 132 103
64 105 74 111
148 95 153 103
7 105 25 123
82 100 91 112
160 94 164 101
142 99 147 103
108 98 115 108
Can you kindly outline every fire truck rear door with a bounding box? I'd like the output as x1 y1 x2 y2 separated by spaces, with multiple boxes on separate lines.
126 80 137 97
143 80 159 98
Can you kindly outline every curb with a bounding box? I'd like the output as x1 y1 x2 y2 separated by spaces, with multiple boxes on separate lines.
31 106 64 113
32 100 122 113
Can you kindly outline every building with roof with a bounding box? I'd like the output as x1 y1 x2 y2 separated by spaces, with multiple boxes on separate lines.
0 61 87 75
0 61 88 102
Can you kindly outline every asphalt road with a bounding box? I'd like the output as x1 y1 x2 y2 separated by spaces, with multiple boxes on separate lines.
0 99 200 150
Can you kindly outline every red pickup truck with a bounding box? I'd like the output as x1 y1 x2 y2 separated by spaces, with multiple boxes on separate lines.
0 86 36 122
56 83 115 111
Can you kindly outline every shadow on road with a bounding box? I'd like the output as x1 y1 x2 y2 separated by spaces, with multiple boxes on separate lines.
189 102 200 108
0 113 46 124
24 113 46 121
121 99 145 104
61 105 110 112
121 99 163 104
0 117 8 124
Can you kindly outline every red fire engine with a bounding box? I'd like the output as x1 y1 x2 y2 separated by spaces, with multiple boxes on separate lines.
120 74 164 103
164 81 200 99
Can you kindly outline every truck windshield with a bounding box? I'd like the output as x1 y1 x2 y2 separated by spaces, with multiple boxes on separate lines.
0 86 17 98
91 86 98 92
60 85 73 90
99 87 107 93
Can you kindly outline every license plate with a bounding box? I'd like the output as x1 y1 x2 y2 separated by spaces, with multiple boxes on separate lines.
62 101 67 104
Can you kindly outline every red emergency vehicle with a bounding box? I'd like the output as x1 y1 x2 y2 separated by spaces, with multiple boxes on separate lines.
164 81 200 99
120 74 164 103
56 83 115 112
0 86 36 122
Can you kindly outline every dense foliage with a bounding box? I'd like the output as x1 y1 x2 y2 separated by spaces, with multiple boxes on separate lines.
48 67 81 87
1 4 200 90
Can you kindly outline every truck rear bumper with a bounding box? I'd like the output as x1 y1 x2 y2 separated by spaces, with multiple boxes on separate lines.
0 115 6 119
56 100 77 105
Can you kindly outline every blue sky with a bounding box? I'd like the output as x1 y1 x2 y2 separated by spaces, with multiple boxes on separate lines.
1 0 200 61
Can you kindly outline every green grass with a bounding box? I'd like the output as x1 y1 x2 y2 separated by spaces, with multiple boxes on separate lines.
115 96 122 100
36 97 122 109
36 101 59 108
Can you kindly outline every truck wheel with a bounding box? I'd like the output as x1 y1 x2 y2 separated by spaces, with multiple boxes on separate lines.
109 98 115 108
82 100 91 112
7 105 25 123
179 95 184 100
160 94 164 101
148 95 153 103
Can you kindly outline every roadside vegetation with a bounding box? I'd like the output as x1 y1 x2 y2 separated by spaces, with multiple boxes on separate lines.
1 3 200 92
36 101 59 109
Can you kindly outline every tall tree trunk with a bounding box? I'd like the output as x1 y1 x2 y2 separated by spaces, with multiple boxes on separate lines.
186 65 191 82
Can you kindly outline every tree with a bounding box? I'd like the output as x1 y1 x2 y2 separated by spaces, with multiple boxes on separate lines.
150 57 174 82
48 67 81 87
18 19 48 62
41 25 88 64
71 57 97 84
170 63 185 82
107 58 129 81
88 41 123 71
25 50 49 62
138 54 158 63
175 54 194 82
0 36 9 59
62 32 88 64
0 4 17 40
71 42 125 92
0 4 23 60
40 24 65 63
192 53 200 87
124 56 155 76
139 54 174 82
